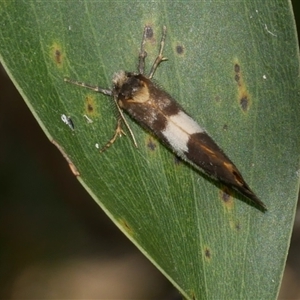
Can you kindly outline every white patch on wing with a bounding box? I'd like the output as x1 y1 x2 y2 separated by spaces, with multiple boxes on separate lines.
171 111 204 134
162 111 204 153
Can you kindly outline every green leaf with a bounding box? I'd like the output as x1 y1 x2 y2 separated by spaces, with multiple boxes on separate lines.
0 1 299 298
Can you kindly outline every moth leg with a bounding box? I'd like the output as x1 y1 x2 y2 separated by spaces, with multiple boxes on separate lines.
100 97 138 152
148 26 167 79
64 77 137 150
64 78 112 96
138 26 149 74
100 117 126 153
114 97 138 148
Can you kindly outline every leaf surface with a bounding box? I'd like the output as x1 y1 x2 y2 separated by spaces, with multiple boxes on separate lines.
0 1 299 298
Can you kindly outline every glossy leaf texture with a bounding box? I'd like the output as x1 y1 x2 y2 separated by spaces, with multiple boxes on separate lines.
0 1 299 299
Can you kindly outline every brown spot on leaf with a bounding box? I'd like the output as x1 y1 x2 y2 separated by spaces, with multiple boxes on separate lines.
88 104 93 112
223 124 228 131
234 63 240 73
55 49 62 64
51 42 64 67
204 247 211 259
176 44 184 55
229 219 242 231
220 186 234 210
240 96 249 111
119 219 134 236
215 95 221 102
234 74 240 82
84 96 98 116
234 62 241 85
145 26 153 39
221 189 231 202
147 138 156 151
233 60 251 112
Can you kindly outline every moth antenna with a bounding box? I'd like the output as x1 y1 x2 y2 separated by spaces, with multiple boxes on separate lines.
64 78 112 96
148 25 167 79
138 26 149 74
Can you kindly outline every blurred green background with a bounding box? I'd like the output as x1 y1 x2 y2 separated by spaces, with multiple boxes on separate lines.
0 1 299 299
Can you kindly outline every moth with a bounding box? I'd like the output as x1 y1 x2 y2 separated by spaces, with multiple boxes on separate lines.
65 26 266 211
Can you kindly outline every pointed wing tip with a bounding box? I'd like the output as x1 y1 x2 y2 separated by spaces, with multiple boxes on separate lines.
239 185 267 212
252 197 268 212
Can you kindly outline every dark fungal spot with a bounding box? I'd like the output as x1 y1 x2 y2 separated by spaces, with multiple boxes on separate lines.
147 138 156 151
240 96 248 111
235 222 241 231
205 247 211 259
85 97 94 112
145 26 153 39
233 61 251 112
51 43 63 66
234 74 240 82
220 186 234 210
119 219 134 236
215 95 221 102
234 63 240 73
123 220 131 230
54 49 62 64
88 103 93 112
84 96 98 116
221 187 231 202
176 45 184 55
223 124 228 131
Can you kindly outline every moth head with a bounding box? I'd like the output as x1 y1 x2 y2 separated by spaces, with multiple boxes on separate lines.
113 71 148 102
112 71 128 89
